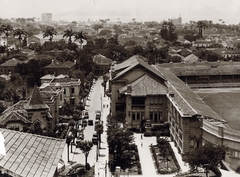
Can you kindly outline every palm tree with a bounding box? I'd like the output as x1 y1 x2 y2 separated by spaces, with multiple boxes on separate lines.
74 31 85 49
76 140 93 169
43 26 57 42
13 28 27 51
197 21 207 38
0 24 13 56
63 29 75 48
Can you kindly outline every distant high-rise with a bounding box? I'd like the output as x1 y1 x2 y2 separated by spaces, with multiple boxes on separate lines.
42 13 52 23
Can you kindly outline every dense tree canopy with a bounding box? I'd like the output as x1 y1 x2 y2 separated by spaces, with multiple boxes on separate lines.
186 145 227 176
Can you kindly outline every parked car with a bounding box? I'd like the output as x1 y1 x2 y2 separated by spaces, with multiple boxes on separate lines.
82 120 87 127
76 133 84 144
83 111 89 119
95 110 101 117
92 133 98 145
88 119 93 126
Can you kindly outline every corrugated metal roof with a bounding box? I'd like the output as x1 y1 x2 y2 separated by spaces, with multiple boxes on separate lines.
0 128 65 177
155 66 225 122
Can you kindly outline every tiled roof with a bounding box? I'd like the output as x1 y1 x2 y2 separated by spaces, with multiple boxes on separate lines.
0 58 23 67
25 85 49 110
155 66 225 122
40 74 55 80
119 74 167 96
93 54 112 65
183 54 199 63
112 55 147 72
0 128 65 177
0 111 31 126
44 60 75 69
112 55 166 81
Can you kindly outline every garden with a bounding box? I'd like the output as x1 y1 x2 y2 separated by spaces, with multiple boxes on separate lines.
150 136 180 174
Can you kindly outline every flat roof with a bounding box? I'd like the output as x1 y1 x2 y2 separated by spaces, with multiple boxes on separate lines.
0 129 65 177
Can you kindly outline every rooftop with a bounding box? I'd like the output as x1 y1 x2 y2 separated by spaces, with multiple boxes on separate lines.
159 61 240 76
0 128 65 177
155 66 225 122
119 74 167 96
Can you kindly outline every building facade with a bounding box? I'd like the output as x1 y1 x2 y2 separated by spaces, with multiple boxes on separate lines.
109 55 240 170
42 13 52 23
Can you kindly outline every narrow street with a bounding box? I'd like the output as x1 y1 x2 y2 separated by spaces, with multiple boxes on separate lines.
61 76 110 176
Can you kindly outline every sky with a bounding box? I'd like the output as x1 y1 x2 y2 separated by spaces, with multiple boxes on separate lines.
0 0 240 24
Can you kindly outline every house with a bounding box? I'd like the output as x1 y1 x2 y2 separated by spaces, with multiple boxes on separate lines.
93 54 112 76
109 55 169 129
221 50 240 59
192 40 212 47
0 58 24 75
0 85 60 134
182 54 199 63
0 128 65 177
27 34 67 46
109 55 240 170
44 60 76 76
40 75 81 106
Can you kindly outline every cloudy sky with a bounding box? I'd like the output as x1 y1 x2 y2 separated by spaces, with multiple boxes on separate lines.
0 0 240 24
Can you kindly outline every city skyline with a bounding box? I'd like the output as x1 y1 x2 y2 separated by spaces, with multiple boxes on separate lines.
0 0 240 24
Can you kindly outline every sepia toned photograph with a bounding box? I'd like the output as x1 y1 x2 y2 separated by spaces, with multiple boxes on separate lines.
0 0 240 176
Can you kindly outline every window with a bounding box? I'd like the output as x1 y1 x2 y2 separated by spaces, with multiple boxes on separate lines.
150 112 153 120
70 98 75 105
64 89 66 94
150 96 163 105
137 112 140 120
132 112 135 120
71 87 75 94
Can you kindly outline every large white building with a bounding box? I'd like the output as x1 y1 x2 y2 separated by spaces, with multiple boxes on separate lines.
42 13 52 23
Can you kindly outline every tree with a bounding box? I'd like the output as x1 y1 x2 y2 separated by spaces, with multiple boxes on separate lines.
0 24 13 56
13 28 27 51
197 20 207 38
107 126 136 170
77 140 93 169
93 24 103 32
43 26 57 42
94 123 103 148
159 21 177 42
157 137 170 169
186 145 227 176
63 29 75 49
74 31 86 49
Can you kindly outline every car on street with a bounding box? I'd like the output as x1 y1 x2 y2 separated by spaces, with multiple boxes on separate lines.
83 111 89 119
88 119 93 126
92 133 98 145
82 120 87 127
76 133 84 144
95 110 101 117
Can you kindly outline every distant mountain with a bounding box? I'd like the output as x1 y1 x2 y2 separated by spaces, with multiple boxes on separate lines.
54 7 131 22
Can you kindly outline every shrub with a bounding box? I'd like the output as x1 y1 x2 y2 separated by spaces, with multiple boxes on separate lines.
144 132 152 137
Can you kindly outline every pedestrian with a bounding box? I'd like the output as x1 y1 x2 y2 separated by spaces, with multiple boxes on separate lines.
141 134 143 139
